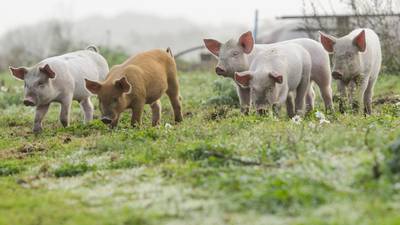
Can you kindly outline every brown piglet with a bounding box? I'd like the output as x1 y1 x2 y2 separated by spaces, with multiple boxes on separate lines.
85 48 183 128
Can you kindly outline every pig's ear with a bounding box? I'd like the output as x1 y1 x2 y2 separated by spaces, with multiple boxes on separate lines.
85 79 102 94
39 64 56 79
114 77 131 93
238 31 254 54
269 72 283 84
319 31 336 53
234 71 253 87
9 66 28 80
353 30 366 52
203 39 221 56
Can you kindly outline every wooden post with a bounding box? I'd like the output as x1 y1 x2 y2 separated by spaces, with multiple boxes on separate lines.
254 10 259 43
336 16 350 36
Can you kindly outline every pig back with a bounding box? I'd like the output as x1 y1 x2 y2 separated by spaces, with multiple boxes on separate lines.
128 49 175 89
119 49 176 103
39 50 109 101
275 44 308 91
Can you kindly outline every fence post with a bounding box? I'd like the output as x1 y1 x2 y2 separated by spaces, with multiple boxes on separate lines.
336 16 350 36
254 9 259 43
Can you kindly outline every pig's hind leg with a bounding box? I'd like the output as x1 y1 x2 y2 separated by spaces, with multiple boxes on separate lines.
80 97 94 123
306 84 315 112
166 78 183 123
312 60 334 112
295 77 310 116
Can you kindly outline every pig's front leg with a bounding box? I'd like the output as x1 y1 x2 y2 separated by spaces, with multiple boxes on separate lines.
337 80 347 114
295 77 309 116
363 78 376 115
286 93 295 118
150 100 162 126
33 104 50 133
59 96 73 127
305 85 315 113
236 85 250 115
272 104 281 117
131 101 145 128
110 115 120 129
351 77 368 114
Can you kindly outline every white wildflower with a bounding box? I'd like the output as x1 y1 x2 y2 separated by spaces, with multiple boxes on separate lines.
165 123 173 129
0 86 7 92
395 102 400 106
319 118 331 125
291 115 302 124
315 111 325 120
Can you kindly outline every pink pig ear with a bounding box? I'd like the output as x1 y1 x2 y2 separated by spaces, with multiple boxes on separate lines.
353 30 366 52
234 71 252 87
9 66 28 80
114 77 131 93
319 31 336 53
85 79 102 94
269 72 283 84
238 31 254 54
203 39 222 56
39 64 56 79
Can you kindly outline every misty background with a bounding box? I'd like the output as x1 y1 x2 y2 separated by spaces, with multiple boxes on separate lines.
0 0 399 72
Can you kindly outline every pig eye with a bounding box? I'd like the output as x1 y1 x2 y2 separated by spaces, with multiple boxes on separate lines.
232 51 240 57
37 81 45 88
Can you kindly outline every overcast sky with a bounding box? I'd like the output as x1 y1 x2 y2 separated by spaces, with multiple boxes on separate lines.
1 0 352 34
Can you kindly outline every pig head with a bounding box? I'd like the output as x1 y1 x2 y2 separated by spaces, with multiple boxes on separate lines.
203 31 254 78
235 70 283 111
9 64 57 107
319 30 366 83
85 77 131 127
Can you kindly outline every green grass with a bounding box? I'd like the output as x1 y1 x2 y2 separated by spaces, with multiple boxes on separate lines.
0 71 399 225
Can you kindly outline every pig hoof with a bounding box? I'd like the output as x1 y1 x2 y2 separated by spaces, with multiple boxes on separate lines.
241 108 250 115
257 109 267 115
61 122 69 127
33 127 43 133
174 117 183 123
152 121 161 127
351 102 360 111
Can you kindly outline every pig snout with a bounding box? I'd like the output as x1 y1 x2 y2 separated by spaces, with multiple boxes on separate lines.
101 117 113 125
23 96 36 107
215 67 226 76
332 71 343 80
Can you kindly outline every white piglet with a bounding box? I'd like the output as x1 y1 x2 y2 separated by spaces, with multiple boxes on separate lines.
204 31 332 114
319 28 382 114
9 46 109 132
234 43 311 118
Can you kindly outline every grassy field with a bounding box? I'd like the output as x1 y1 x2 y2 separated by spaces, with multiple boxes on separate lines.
0 71 400 225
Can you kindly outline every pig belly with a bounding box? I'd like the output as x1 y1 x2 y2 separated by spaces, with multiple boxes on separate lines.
69 65 103 101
